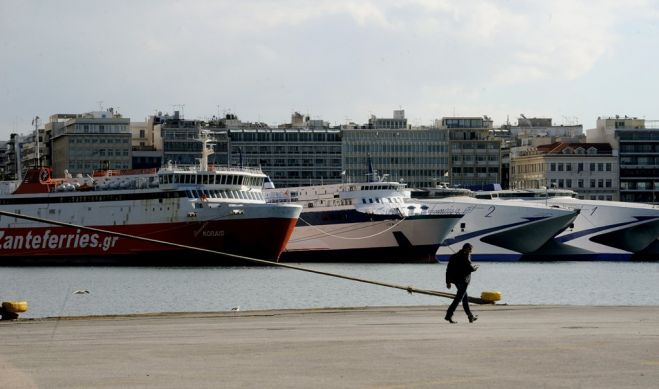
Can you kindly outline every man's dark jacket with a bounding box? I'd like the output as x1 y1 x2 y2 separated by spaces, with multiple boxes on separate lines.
446 250 477 284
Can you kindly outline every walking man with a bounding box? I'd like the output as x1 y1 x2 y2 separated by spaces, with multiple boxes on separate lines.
445 243 479 324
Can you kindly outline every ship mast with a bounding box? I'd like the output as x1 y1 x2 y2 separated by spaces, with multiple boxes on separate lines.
199 130 214 171
32 115 40 167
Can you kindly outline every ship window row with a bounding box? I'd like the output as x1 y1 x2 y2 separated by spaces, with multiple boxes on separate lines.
160 173 264 187
358 184 400 191
185 189 263 201
361 197 403 204
0 191 182 205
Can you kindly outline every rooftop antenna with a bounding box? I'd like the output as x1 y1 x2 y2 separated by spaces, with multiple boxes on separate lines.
173 104 185 118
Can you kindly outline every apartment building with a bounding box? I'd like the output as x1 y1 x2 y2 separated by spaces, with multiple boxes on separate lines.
48 109 131 177
586 116 659 202
221 112 342 187
510 142 618 200
441 116 502 189
342 125 449 188
158 112 228 166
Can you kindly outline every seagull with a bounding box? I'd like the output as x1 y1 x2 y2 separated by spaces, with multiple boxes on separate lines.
230 306 240 311
73 290 90 294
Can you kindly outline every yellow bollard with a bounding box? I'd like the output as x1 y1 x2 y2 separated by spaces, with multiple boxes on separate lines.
1 301 29 320
480 291 502 303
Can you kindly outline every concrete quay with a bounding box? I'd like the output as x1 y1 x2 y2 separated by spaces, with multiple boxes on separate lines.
1 305 658 389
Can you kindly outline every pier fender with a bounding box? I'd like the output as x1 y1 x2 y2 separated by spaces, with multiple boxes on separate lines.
2 301 28 313
480 291 502 303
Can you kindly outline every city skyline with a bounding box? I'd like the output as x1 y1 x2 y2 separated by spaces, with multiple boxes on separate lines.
2 0 659 138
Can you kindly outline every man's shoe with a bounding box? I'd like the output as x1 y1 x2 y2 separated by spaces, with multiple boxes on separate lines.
468 315 478 323
445 316 457 324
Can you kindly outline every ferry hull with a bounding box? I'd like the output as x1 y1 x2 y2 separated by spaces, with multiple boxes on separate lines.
0 217 297 266
279 211 462 263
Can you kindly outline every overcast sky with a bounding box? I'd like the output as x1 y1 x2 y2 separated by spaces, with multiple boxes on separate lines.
2 0 659 138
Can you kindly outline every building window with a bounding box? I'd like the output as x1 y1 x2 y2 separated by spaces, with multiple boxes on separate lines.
606 163 612 171
578 179 584 188
550 163 556 171
577 163 584 172
590 163 595 171
605 179 612 188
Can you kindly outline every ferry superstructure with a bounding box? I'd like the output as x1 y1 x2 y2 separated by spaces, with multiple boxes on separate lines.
412 186 579 262
474 189 659 260
265 175 464 263
0 133 301 265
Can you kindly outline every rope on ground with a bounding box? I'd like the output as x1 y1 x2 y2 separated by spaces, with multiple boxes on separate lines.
0 210 491 305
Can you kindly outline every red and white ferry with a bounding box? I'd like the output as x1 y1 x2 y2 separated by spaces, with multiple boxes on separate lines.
0 134 301 265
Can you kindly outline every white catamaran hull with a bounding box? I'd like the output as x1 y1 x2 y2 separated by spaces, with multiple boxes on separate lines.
280 205 462 262
420 197 579 262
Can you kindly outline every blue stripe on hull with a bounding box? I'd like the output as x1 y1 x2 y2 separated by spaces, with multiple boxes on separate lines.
436 253 522 262
436 253 640 262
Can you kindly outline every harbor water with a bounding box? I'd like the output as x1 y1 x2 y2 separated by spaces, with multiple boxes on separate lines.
1 262 658 319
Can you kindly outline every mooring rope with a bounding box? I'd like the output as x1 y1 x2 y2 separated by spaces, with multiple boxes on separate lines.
0 210 491 304
296 214 408 240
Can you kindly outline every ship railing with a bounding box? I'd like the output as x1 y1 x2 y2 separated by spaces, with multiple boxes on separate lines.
263 191 292 204
160 164 263 174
